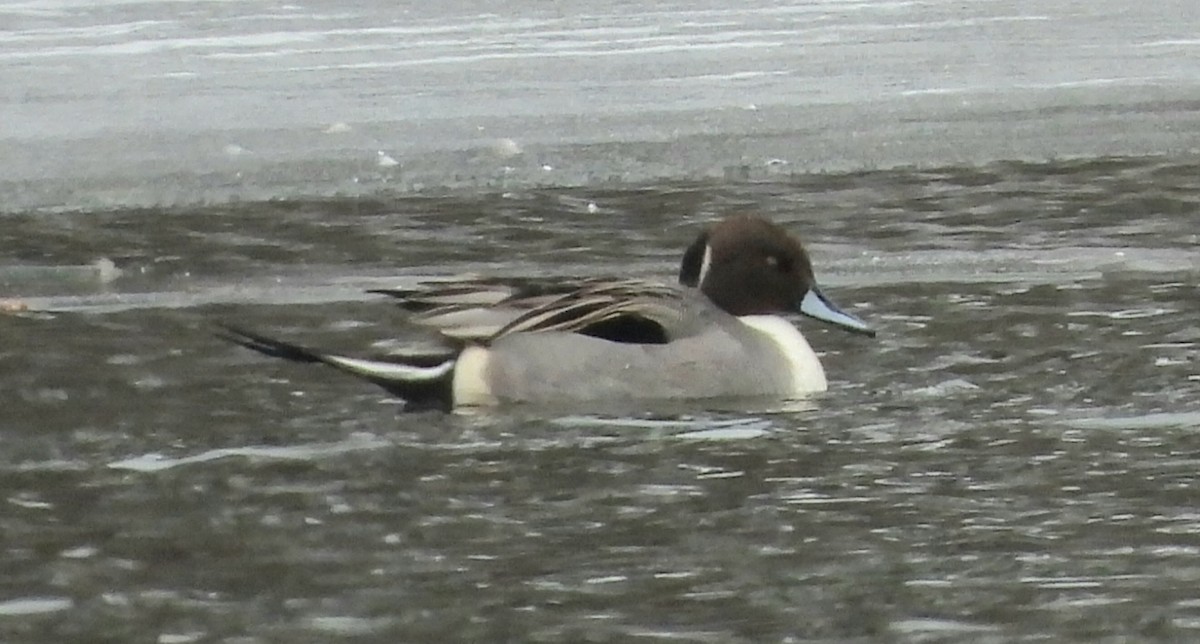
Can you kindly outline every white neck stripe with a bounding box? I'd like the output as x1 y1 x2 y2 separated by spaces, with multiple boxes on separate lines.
697 245 713 287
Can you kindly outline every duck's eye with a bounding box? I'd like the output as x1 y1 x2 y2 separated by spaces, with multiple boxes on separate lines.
766 255 792 273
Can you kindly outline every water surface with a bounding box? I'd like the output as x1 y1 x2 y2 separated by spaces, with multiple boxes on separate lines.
3 156 1199 641
3 0 1200 640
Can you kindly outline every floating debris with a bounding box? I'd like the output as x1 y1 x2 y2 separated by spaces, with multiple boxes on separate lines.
1 298 28 313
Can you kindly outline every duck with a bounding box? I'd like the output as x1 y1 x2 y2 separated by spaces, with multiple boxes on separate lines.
218 214 874 409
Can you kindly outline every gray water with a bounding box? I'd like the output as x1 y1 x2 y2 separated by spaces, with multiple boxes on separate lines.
3 1 1200 642
4 160 1200 642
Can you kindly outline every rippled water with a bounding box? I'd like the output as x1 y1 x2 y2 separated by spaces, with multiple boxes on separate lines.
2 155 1199 641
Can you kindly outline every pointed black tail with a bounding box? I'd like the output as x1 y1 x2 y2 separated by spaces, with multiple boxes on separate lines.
215 323 457 409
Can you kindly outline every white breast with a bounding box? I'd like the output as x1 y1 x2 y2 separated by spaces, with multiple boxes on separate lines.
738 315 828 393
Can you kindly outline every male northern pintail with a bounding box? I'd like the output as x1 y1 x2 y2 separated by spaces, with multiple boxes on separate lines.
218 214 874 409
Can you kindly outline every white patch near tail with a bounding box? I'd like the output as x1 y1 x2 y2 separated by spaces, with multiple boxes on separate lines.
451 346 497 406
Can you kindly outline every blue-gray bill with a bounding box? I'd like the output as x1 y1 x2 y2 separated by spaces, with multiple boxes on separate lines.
799 288 875 337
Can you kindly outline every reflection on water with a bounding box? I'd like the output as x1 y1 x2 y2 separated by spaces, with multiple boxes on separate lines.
2 156 1200 641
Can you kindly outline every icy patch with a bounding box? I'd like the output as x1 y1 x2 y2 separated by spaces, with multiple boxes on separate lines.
108 433 390 472
0 597 73 616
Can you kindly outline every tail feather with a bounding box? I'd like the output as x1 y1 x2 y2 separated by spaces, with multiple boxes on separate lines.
215 323 456 408
215 323 325 363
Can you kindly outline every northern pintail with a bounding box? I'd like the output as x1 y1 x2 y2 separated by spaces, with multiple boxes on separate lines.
218 214 874 409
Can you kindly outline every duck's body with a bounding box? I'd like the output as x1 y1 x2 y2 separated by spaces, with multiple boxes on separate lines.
219 214 873 410
449 307 824 407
